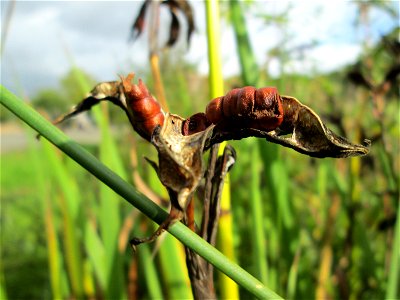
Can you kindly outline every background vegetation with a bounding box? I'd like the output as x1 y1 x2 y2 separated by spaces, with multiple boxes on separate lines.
1 1 399 299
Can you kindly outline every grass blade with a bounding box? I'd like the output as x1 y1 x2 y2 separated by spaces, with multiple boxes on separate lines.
137 243 164 299
386 203 399 299
250 140 269 284
42 140 85 297
158 235 193 299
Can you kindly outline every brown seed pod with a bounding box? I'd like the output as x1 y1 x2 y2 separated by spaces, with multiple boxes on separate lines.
182 112 211 135
205 86 284 132
121 73 165 141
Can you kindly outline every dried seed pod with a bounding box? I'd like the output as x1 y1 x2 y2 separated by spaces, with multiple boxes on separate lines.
205 86 284 131
48 73 164 142
182 112 211 135
131 114 215 246
121 73 165 141
206 94 370 158
47 81 125 127
266 95 371 158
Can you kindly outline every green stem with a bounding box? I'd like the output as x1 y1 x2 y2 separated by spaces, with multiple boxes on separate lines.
206 1 239 298
230 0 260 86
1 85 283 300
205 0 223 97
229 0 270 286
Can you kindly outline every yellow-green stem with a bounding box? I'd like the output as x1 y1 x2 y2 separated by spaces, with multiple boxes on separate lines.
205 1 239 298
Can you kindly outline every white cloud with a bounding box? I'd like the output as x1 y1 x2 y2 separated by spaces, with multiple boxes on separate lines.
1 1 397 98
287 43 362 74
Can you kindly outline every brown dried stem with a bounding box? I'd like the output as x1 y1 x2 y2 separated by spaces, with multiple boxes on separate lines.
184 143 236 300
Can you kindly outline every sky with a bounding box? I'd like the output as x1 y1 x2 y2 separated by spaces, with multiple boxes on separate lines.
1 0 398 98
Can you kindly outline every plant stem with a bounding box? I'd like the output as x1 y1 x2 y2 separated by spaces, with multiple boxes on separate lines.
230 0 260 86
1 85 283 300
229 0 270 287
205 0 223 96
148 1 168 111
205 1 238 298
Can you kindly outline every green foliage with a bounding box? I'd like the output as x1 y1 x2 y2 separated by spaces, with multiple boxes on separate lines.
32 89 69 117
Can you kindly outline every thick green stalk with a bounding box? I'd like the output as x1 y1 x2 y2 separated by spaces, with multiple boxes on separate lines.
1 86 283 299
205 0 223 97
229 0 270 286
230 0 260 87
205 1 239 298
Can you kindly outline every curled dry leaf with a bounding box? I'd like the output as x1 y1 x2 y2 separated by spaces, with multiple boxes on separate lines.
130 0 195 48
130 0 150 41
166 9 180 47
162 0 195 45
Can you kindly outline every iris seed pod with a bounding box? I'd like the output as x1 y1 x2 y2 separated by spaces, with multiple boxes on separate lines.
205 86 284 131
183 86 284 135
121 73 165 141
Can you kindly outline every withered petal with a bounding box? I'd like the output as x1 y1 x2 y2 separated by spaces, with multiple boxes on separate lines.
166 9 180 47
130 0 150 42
162 0 194 45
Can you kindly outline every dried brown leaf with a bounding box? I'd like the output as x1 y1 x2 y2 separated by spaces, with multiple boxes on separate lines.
130 0 150 41
166 9 180 47
162 0 195 46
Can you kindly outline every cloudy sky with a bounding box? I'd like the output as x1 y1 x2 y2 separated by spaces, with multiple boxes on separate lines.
1 1 398 98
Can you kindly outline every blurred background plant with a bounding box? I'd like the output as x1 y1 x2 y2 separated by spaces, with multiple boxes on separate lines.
1 0 399 299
